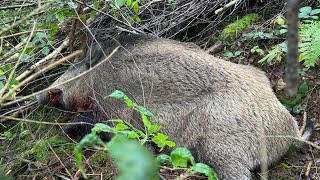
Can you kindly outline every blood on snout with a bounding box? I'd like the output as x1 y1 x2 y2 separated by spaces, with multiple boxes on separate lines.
48 90 62 106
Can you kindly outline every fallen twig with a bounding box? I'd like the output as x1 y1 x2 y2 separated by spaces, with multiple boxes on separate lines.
1 46 119 107
16 38 70 81
215 0 242 14
0 3 36 10
0 22 37 99
305 161 312 177
48 143 74 180
0 50 83 104
299 112 307 135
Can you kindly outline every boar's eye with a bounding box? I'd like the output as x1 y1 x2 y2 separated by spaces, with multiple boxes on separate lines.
85 40 107 68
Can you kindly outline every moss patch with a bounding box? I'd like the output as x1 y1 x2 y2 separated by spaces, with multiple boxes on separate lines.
31 137 74 162
221 13 260 41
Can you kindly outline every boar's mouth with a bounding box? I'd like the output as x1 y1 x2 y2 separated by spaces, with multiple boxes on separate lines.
48 90 64 108
37 89 67 110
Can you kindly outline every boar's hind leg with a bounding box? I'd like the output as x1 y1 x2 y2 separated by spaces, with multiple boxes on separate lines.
213 161 252 180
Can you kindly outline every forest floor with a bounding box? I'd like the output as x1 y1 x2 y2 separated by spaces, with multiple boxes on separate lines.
1 1 320 180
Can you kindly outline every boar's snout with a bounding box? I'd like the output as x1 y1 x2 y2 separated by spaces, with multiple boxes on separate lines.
36 89 65 109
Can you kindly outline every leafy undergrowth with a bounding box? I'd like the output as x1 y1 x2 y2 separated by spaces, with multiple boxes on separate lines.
1 1 320 179
1 91 218 180
213 4 320 179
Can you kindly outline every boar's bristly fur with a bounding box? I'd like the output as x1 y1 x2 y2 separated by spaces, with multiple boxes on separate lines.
36 34 312 180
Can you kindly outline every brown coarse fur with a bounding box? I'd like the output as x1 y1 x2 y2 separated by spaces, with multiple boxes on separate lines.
36 34 312 179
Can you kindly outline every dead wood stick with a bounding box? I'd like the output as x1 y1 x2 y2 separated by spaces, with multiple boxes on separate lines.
215 0 242 14
1 46 119 107
48 143 75 180
0 22 36 99
16 38 70 81
0 3 36 10
0 50 83 104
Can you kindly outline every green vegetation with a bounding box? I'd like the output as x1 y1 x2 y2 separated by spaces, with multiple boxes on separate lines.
242 6 320 69
221 13 260 41
74 90 217 179
157 147 218 180
280 82 309 114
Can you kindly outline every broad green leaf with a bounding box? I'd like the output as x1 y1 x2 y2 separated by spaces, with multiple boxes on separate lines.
156 154 172 164
127 131 140 139
275 16 285 25
132 1 139 14
170 147 195 167
107 135 158 180
109 90 125 99
298 82 308 94
0 82 4 90
311 16 319 19
74 133 104 178
152 133 168 149
124 96 134 107
3 131 13 139
93 1 100 8
266 53 277 63
48 23 58 36
234 51 242 56
55 13 65 23
224 52 234 59
116 123 128 130
298 14 309 19
90 11 97 20
299 6 312 14
21 54 30 62
42 47 50 55
137 130 146 138
126 0 133 6
10 78 19 86
141 114 152 129
92 123 114 133
114 0 127 9
135 104 154 116
67 1 77 8
280 163 290 169
134 15 141 23
148 125 160 135
2 64 12 72
279 29 287 34
310 9 320 15
166 141 176 147
191 163 218 180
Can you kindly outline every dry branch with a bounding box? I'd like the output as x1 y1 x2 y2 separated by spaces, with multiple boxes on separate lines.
2 46 119 107
48 143 74 180
16 38 70 81
0 22 37 99
0 3 36 10
0 50 83 104
215 0 243 14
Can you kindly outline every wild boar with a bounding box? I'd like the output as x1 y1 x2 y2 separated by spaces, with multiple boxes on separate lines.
36 34 313 179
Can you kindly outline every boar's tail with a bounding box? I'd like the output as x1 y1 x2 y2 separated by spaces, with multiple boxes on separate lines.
301 120 314 141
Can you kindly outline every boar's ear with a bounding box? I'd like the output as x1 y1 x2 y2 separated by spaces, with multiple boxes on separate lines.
85 40 107 67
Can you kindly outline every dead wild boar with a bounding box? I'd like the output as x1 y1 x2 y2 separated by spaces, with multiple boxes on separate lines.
36 34 313 179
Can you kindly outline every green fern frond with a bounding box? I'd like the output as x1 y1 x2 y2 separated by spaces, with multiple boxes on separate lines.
299 21 320 68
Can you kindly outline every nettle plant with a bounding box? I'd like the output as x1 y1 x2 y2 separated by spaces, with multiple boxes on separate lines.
257 6 320 69
74 90 218 179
